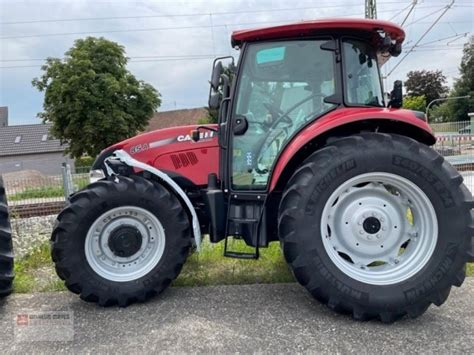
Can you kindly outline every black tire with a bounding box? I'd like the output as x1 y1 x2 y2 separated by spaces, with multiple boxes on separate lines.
0 176 14 297
51 175 192 306
278 133 473 322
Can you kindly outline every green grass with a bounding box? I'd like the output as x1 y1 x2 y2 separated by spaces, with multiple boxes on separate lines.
14 243 66 293
467 263 474 278
174 238 294 287
9 176 89 201
9 186 65 201
12 239 474 293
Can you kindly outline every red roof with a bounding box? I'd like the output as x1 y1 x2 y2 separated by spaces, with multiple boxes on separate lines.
231 18 405 47
145 107 207 132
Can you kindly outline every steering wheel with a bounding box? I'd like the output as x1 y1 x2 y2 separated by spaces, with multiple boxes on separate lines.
266 93 325 131
263 102 286 124
252 93 327 172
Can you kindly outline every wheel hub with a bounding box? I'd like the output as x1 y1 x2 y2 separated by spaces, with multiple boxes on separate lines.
108 226 143 258
363 217 381 234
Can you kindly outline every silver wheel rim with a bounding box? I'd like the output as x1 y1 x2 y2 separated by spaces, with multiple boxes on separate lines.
85 206 165 282
320 172 438 285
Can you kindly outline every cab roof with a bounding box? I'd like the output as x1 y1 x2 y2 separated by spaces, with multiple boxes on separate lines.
231 18 405 47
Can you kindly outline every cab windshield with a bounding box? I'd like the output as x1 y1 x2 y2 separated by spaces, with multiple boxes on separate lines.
232 39 337 190
342 38 384 107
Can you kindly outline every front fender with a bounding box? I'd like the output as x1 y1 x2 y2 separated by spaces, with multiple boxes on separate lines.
269 107 435 192
107 150 202 251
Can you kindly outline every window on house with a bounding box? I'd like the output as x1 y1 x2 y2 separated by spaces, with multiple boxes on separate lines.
14 136 21 143
42 134 48 141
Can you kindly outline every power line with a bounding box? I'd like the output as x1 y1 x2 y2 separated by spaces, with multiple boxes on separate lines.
400 0 418 26
0 54 221 62
386 0 456 76
0 2 408 26
388 3 413 21
0 6 440 40
0 55 226 69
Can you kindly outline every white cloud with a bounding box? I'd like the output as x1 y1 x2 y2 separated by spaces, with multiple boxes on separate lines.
0 0 472 123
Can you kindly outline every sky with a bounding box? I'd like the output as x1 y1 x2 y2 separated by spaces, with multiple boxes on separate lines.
0 0 472 125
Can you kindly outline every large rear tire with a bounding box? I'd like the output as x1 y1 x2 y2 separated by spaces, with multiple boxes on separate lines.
51 175 192 306
0 176 14 297
279 133 473 322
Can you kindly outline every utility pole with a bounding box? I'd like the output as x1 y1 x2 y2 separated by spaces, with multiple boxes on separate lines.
365 0 377 19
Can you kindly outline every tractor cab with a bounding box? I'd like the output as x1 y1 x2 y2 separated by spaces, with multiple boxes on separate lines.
202 19 405 256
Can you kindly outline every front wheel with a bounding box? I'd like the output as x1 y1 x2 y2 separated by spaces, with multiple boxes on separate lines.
279 133 473 322
51 175 192 306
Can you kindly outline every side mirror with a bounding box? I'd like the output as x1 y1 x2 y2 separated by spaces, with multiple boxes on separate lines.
388 80 403 109
191 129 200 142
209 92 221 110
210 61 224 91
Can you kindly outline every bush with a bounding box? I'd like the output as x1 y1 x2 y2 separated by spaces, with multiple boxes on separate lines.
75 156 94 169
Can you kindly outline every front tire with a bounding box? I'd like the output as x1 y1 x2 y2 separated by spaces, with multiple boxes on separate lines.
51 175 192 306
278 133 473 322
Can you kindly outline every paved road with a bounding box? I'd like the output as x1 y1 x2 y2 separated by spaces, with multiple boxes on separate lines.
0 280 473 353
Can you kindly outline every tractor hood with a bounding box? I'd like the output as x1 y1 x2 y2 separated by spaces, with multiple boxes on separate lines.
92 124 219 186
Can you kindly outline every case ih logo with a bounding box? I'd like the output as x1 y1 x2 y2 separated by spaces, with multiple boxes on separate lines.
177 131 215 142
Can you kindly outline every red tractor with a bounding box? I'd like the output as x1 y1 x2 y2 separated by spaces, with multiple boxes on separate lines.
51 18 473 322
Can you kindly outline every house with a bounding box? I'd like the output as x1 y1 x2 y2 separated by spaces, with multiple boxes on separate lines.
0 109 73 175
146 107 208 131
0 107 208 175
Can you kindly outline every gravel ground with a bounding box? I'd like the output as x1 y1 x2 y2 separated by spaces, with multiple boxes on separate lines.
11 215 56 258
0 281 472 353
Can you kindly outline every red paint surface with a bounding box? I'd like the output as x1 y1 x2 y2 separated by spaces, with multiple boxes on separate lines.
109 125 219 186
108 109 433 190
268 108 434 191
232 18 404 46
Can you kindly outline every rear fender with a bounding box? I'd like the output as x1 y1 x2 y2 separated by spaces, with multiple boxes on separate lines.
269 109 436 192
106 149 202 251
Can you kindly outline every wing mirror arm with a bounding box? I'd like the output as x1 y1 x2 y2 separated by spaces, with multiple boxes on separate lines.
190 126 218 142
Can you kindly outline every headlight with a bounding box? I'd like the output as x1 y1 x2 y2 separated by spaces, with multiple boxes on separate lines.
89 169 106 183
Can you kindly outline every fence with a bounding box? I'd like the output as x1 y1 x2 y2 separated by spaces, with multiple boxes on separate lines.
2 121 474 257
3 164 90 257
431 120 474 194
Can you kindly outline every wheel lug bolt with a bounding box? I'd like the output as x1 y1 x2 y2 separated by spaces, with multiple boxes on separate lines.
394 259 399 264
380 217 384 222
359 230 364 235
382 227 386 231
367 235 372 240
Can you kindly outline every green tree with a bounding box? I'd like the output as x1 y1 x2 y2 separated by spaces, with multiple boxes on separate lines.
402 95 426 112
429 102 451 123
32 37 161 158
445 36 473 122
404 70 448 106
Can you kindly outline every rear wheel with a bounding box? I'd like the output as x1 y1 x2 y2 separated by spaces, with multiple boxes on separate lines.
0 177 14 297
51 175 192 306
279 133 473 322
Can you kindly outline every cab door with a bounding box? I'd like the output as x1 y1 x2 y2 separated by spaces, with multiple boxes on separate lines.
229 39 338 192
